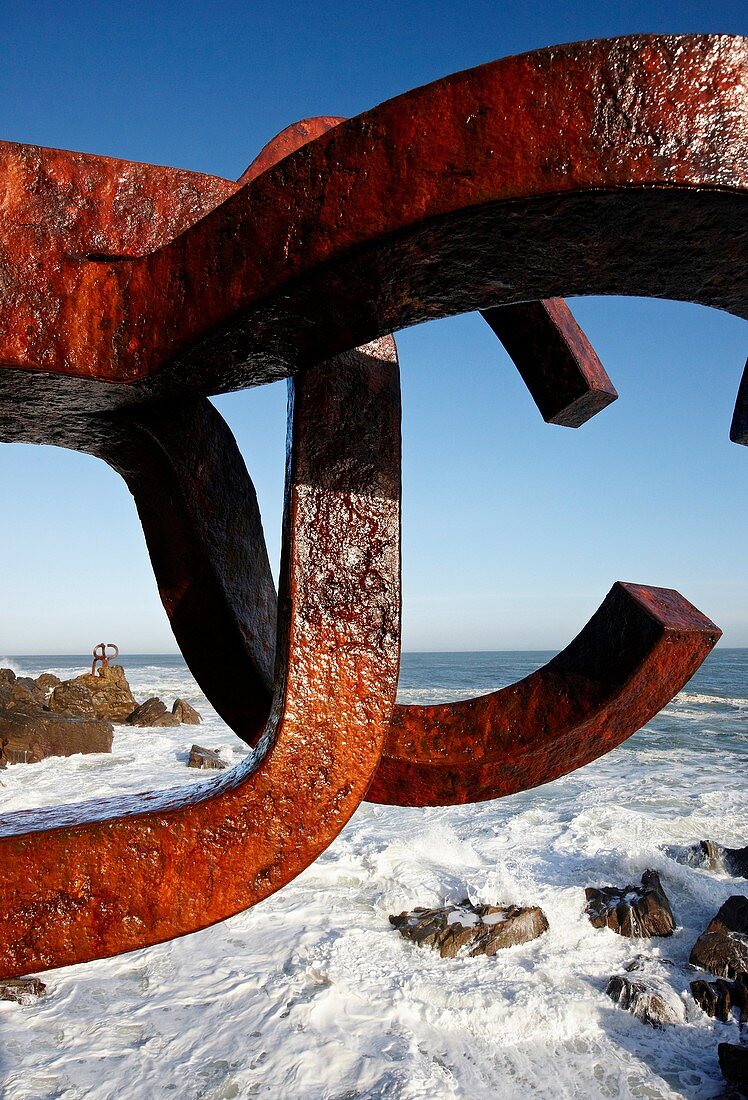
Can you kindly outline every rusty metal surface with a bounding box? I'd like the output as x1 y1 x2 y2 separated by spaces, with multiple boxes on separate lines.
0 340 401 977
0 33 745 975
481 298 618 427
368 584 720 806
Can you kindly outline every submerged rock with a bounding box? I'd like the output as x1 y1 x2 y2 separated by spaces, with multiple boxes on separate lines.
127 697 180 727
188 744 227 770
389 899 548 959
605 973 685 1028
0 977 46 1004
718 1043 748 1096
667 839 748 879
172 698 202 725
690 896 748 979
690 973 748 1023
50 664 137 723
585 870 675 937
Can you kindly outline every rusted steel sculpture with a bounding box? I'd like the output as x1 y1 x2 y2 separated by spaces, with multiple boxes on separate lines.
91 642 119 676
0 34 745 976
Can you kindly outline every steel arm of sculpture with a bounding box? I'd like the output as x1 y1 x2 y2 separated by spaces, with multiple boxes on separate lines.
0 339 401 978
0 34 744 972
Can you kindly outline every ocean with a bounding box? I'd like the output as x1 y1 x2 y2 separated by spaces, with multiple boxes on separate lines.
0 649 746 1099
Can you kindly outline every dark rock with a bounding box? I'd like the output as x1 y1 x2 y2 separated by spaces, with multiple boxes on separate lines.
690 973 748 1023
0 711 113 766
126 697 180 727
50 664 137 723
690 896 748 979
0 667 113 766
15 676 46 705
585 870 676 937
0 677 45 713
718 1043 748 1097
35 672 61 696
605 973 684 1028
668 840 748 878
0 668 16 686
0 977 46 1004
188 744 227 770
172 698 202 725
389 898 548 959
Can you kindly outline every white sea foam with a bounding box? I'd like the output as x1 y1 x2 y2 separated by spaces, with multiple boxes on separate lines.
0 652 746 1098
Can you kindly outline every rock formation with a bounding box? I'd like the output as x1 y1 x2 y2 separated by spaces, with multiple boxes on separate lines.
0 669 113 766
188 744 227 770
667 839 748 879
127 698 180 727
605 973 685 1028
718 1043 748 1096
172 698 202 724
49 664 137 723
0 977 46 1004
585 870 675 937
389 899 548 959
690 896 748 979
690 972 748 1023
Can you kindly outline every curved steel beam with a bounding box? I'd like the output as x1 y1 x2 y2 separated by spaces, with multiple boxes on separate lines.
0 35 744 398
368 583 720 806
0 338 401 978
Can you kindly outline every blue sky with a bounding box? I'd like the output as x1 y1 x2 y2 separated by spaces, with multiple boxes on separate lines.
1 1 746 654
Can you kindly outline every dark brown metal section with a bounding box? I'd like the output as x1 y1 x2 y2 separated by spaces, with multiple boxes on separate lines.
92 399 277 742
367 584 720 806
0 339 401 978
481 299 618 427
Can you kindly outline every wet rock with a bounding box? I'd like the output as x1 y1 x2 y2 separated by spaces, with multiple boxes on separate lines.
690 973 748 1023
188 744 227 770
585 870 675 937
0 977 46 1004
0 668 113 766
50 664 137 723
172 698 202 725
718 1043 748 1096
605 973 685 1028
389 899 548 959
668 839 748 879
126 697 180 728
0 711 113 766
690 896 748 979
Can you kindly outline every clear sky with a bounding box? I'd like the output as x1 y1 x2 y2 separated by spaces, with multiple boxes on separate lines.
1 1 746 654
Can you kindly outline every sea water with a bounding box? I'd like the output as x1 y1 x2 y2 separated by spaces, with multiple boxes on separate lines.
0 650 746 1099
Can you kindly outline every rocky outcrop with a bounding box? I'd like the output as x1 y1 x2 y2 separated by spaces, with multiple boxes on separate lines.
585 870 675 937
126 698 179 727
690 973 748 1023
0 669 113 766
718 1043 748 1096
0 977 46 1004
188 744 227 770
668 839 748 879
605 973 685 1028
1 711 113 765
389 899 549 959
172 698 202 724
49 664 137 723
690 896 748 979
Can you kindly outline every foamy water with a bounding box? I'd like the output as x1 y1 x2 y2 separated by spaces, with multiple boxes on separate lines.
0 650 746 1099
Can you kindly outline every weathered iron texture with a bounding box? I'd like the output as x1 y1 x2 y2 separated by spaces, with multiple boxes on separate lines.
0 34 745 975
